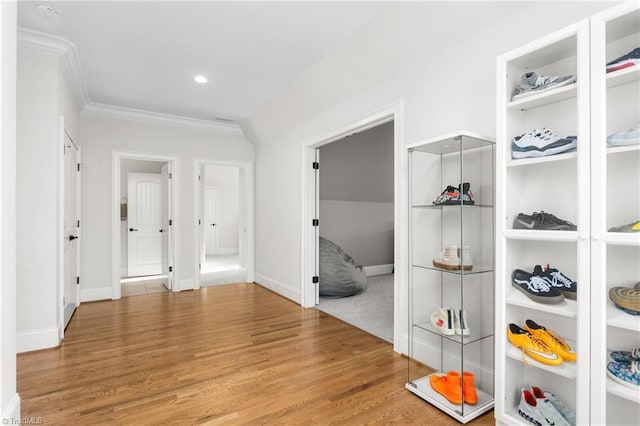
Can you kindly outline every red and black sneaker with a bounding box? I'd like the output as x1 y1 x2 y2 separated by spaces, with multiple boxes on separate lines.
433 183 475 205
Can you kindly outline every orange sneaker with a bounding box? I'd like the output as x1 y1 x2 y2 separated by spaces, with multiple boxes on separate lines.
507 323 563 366
462 371 478 405
429 371 462 404
524 319 576 362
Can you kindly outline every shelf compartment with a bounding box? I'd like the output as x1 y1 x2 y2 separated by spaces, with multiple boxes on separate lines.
413 322 494 346
413 263 494 276
506 83 577 111
406 373 494 423
506 287 577 318
603 232 640 247
503 229 579 242
607 303 640 331
606 376 640 403
505 343 577 379
507 151 577 167
606 66 640 89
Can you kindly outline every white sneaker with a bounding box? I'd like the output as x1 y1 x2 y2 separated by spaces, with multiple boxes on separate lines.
430 307 455 335
518 388 571 426
433 246 460 270
511 128 577 159
453 309 470 336
458 246 473 271
532 386 576 426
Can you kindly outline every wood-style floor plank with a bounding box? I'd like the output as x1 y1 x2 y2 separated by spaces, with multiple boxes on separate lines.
18 283 495 425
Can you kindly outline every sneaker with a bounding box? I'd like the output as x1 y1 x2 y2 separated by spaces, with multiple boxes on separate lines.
508 324 563 366
431 307 455 335
432 183 475 205
511 128 577 159
433 246 460 270
429 371 462 404
512 269 565 304
607 124 640 147
610 348 640 364
524 319 576 362
531 386 576 426
606 47 640 73
535 265 577 301
518 387 571 426
514 211 577 231
512 71 577 101
453 309 470 336
608 219 640 233
457 245 473 271
607 360 640 389
609 285 640 315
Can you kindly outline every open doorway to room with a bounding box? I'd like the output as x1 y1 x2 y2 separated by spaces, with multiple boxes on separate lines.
196 162 253 287
314 121 395 343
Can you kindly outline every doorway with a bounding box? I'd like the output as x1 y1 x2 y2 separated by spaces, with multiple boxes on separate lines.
194 160 254 288
112 152 178 299
62 123 80 330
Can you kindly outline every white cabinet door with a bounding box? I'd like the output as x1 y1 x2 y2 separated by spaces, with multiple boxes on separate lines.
127 172 162 277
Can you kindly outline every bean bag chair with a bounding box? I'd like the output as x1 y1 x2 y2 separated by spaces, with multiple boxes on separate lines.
319 236 367 298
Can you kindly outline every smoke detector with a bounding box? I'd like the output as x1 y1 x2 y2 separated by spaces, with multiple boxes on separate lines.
36 3 59 17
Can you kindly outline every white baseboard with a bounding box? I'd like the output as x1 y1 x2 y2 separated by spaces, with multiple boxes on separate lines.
217 248 239 255
80 287 112 302
2 393 20 423
363 263 394 276
254 273 300 304
180 278 195 291
17 327 60 353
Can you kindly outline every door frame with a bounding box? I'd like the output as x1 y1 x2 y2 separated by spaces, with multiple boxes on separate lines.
202 185 220 256
58 116 81 340
300 101 407 353
193 158 254 290
112 151 179 299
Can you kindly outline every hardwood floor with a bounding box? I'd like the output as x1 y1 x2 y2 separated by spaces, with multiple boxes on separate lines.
18 283 495 425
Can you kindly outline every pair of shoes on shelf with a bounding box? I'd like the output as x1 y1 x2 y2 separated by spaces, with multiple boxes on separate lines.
513 211 577 231
511 128 577 159
430 307 469 336
607 47 640 73
508 320 576 366
512 265 577 304
608 219 640 233
433 245 473 271
519 386 575 426
429 371 477 405
511 71 576 101
432 182 475 206
609 281 640 316
608 348 640 389
607 124 640 147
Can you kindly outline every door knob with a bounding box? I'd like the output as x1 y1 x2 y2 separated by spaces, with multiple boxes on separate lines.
159 229 164 233
211 223 216 226
129 228 138 232
68 235 78 241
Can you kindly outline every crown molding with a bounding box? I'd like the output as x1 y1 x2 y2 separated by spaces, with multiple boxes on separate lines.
17 27 90 107
83 103 244 134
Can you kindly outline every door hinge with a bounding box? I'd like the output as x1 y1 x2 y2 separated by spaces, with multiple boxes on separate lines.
312 161 319 170
312 276 319 284
199 263 201 270
77 163 81 172
198 219 201 225
76 276 80 285
169 266 173 272
312 219 319 227
169 172 172 179
169 219 173 226
198 175 201 181
77 219 80 228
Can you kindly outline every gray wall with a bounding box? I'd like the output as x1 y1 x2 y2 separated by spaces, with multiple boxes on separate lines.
319 121 394 267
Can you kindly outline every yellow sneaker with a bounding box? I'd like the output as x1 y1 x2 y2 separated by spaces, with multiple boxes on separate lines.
507 323 563 366
524 319 576 362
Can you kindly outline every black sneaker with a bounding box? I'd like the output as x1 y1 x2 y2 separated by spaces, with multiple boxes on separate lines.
534 264 577 300
513 211 577 231
512 269 565 304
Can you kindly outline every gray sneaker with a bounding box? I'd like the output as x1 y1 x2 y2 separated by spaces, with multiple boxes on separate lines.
512 71 576 100
514 211 577 231
608 219 640 233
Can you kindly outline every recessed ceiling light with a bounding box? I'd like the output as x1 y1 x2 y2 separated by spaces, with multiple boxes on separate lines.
36 3 59 17
194 75 208 84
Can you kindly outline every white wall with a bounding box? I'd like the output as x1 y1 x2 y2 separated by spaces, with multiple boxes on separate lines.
319 121 393 267
16 46 81 352
245 2 612 339
204 164 239 252
0 1 20 421
120 159 164 277
79 113 253 296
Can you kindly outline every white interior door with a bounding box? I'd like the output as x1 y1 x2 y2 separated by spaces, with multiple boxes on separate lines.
127 172 163 277
160 164 172 290
204 187 218 255
63 132 79 328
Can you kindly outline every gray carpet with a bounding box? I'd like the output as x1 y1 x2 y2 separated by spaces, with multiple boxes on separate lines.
318 274 393 343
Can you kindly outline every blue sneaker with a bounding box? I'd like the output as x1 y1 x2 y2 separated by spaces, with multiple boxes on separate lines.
610 348 640 364
607 360 640 389
607 125 640 147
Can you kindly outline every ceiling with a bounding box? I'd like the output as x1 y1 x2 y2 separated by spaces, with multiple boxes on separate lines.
17 1 388 126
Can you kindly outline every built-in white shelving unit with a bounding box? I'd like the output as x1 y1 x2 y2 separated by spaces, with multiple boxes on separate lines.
496 3 640 425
